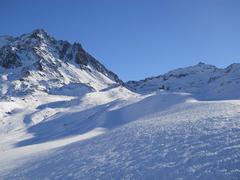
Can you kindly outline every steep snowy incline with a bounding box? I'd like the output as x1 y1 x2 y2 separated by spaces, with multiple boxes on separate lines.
126 62 240 100
0 91 240 179
0 29 122 97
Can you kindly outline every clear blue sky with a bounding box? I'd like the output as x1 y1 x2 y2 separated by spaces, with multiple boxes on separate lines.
1 0 240 81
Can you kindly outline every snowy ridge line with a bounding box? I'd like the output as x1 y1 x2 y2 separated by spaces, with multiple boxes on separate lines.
0 29 122 97
126 62 240 100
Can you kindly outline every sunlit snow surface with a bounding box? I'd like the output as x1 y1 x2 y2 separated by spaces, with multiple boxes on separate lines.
0 87 240 179
1 30 239 179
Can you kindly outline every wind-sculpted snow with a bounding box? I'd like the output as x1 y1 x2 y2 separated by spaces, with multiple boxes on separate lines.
0 91 240 179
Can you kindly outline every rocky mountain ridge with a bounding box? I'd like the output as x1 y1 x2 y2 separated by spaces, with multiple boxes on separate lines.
0 29 122 97
0 29 239 100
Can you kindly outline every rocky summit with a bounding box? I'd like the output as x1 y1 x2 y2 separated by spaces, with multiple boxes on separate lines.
0 29 122 97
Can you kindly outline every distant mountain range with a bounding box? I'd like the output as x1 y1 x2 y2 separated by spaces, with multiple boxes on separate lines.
127 62 240 100
0 29 239 100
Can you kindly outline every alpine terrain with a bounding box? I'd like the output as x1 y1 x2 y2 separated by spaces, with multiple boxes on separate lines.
0 29 239 180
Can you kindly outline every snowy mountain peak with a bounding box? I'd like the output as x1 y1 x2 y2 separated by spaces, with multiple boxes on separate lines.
127 62 240 100
19 29 50 41
0 29 122 97
30 28 49 37
194 61 217 69
164 62 217 77
225 63 240 73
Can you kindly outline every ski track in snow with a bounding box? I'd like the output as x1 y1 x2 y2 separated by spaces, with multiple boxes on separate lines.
0 89 240 179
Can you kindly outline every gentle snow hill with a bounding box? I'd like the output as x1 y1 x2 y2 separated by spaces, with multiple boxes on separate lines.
0 91 240 179
126 62 240 100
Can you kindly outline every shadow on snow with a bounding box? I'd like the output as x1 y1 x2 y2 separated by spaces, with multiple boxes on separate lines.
17 92 189 147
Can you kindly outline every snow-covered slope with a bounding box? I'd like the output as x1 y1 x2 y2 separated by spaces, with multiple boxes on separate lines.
1 91 240 179
0 29 122 97
127 62 240 100
0 30 240 179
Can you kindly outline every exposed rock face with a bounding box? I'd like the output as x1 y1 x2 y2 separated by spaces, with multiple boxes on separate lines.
0 29 122 97
73 43 89 66
0 46 22 68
